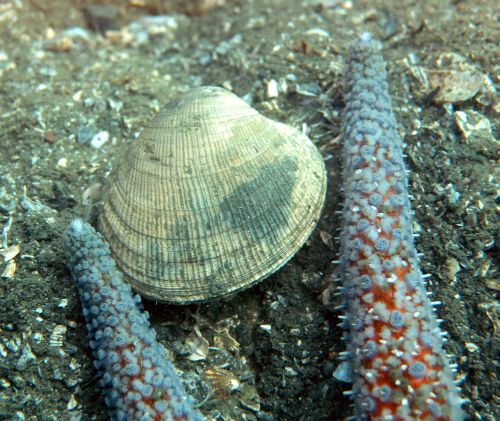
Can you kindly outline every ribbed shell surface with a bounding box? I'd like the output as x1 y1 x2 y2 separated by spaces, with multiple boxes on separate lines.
98 86 327 303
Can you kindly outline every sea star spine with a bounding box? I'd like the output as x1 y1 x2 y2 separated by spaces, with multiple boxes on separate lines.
336 33 464 420
64 219 205 421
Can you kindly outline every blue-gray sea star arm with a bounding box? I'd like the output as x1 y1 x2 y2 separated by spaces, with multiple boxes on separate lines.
64 219 205 421
334 33 465 420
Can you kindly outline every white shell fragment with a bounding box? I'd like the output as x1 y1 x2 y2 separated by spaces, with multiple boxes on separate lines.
186 326 209 362
454 110 496 144
49 325 68 348
67 394 79 411
58 298 69 308
90 131 110 149
0 244 19 262
267 79 279 98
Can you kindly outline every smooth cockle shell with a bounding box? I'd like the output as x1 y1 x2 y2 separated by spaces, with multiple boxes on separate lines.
98 86 326 303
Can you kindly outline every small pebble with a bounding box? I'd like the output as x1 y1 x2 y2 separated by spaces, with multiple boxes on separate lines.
76 124 97 145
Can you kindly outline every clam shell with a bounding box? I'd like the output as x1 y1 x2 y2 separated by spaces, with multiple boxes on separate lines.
98 86 326 303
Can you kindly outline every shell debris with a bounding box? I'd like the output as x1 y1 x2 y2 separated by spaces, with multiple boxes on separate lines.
0 219 18 279
203 367 241 397
186 325 210 362
1 260 16 278
0 244 19 261
213 327 240 352
49 325 68 348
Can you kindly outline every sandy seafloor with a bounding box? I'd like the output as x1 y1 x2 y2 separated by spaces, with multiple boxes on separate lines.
0 0 498 420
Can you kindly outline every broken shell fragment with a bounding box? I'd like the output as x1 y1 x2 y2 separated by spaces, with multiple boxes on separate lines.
186 326 209 361
203 367 241 396
98 86 326 303
0 244 20 262
49 325 68 348
1 260 16 279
